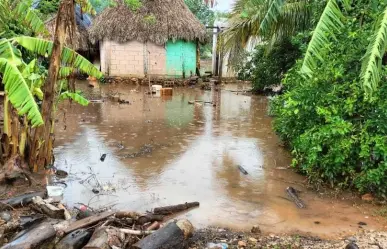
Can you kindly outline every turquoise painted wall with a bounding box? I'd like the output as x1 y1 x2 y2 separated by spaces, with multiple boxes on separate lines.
166 40 196 78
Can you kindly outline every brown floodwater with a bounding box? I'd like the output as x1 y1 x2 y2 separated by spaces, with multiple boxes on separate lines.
54 81 386 239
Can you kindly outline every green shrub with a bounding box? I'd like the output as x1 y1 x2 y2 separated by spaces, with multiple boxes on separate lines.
237 39 302 92
271 15 387 197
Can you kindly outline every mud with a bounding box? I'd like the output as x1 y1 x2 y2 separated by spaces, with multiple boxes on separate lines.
189 228 387 248
53 81 387 239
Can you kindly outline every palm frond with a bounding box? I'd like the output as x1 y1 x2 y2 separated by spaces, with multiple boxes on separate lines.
13 1 49 36
13 36 103 78
361 7 387 97
75 0 97 15
300 0 345 76
259 0 285 35
59 91 89 106
0 58 43 127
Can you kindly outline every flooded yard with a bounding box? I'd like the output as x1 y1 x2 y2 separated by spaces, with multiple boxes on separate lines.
53 82 386 239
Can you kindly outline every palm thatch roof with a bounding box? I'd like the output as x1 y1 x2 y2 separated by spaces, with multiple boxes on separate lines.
45 6 92 51
89 0 207 45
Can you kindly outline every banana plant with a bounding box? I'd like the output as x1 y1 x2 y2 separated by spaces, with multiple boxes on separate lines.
0 0 49 36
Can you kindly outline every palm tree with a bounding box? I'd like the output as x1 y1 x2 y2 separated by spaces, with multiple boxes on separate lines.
224 0 387 98
222 0 313 63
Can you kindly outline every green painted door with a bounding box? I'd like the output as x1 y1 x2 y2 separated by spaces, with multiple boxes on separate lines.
166 40 196 78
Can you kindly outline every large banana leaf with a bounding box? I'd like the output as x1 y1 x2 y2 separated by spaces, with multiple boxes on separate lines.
59 67 74 79
0 58 43 127
13 36 103 79
361 7 387 98
0 40 23 66
13 1 49 36
59 91 89 106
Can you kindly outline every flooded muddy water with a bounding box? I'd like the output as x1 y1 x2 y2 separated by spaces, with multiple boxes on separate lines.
54 82 386 238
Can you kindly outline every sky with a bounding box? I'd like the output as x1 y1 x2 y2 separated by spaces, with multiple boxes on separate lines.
213 0 235 12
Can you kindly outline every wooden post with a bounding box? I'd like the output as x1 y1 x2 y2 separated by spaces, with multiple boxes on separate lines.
196 39 201 77
218 31 224 85
214 27 220 77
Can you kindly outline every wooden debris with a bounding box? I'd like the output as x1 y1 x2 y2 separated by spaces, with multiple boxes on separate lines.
31 196 64 219
2 219 60 249
137 214 164 225
161 88 173 96
120 229 153 236
286 186 305 209
115 211 140 219
145 221 160 231
57 203 72 220
133 219 193 249
153 202 199 215
0 191 46 208
19 214 45 229
63 210 115 235
83 227 124 249
238 165 248 175
55 229 92 249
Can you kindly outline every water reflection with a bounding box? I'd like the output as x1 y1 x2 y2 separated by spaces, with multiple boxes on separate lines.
54 82 385 238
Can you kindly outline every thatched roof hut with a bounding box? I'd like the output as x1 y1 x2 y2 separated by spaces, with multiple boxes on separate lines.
45 6 93 51
89 0 207 45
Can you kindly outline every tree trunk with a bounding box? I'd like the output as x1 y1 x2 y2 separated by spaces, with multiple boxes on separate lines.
133 220 194 249
29 0 75 172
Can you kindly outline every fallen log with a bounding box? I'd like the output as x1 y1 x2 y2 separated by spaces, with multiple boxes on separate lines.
286 186 305 209
83 227 124 249
114 211 140 219
55 229 93 249
0 191 45 208
63 210 115 235
133 219 194 249
19 214 45 229
137 214 164 225
31 196 64 219
2 219 59 249
153 202 199 215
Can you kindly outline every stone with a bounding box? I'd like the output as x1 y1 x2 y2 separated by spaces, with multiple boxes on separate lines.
248 237 258 243
251 225 261 234
237 241 246 248
362 193 374 202
0 211 11 222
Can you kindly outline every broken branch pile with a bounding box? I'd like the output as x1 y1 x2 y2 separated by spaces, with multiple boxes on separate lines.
0 192 199 249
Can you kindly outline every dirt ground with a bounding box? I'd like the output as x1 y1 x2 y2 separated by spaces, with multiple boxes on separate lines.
188 228 387 249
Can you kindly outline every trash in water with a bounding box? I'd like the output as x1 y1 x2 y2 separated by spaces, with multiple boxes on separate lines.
46 185 64 202
206 242 228 249
238 165 248 175
100 154 107 162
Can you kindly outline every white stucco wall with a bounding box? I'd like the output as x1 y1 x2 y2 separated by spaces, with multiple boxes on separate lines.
100 40 166 77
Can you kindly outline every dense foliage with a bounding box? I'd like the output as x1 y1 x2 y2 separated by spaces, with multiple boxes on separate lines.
271 2 387 197
237 39 302 92
184 0 215 59
35 0 60 20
